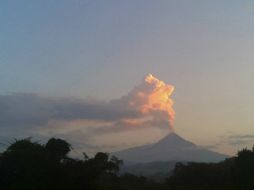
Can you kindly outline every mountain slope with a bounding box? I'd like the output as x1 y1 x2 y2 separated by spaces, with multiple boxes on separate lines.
113 133 227 163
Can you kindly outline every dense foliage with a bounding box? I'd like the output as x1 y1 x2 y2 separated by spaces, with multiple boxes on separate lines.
0 138 254 190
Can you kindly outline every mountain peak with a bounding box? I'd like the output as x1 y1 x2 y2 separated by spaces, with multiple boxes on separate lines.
161 132 184 141
154 132 195 148
113 132 228 163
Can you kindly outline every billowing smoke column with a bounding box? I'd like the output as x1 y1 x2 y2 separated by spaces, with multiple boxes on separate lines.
143 74 175 126
125 74 175 128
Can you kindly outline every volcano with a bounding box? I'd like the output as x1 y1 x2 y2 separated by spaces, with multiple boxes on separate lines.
113 133 227 163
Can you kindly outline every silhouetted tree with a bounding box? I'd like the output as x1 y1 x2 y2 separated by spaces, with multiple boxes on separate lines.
0 139 49 189
234 147 254 190
166 160 235 190
0 138 123 190
2 136 254 190
45 138 71 163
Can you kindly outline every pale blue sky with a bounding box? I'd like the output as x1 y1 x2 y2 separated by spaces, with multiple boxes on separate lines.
1 0 254 154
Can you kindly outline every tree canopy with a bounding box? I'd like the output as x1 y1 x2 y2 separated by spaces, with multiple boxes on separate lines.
1 138 254 190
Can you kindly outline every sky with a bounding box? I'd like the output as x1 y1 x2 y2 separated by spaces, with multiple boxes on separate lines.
1 0 254 155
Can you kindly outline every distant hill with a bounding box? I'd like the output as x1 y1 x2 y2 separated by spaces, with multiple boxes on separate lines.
119 160 178 180
113 133 228 163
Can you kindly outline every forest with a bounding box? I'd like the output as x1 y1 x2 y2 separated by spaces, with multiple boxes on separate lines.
0 138 254 190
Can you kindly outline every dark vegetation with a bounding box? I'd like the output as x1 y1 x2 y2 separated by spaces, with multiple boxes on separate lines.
0 138 254 190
